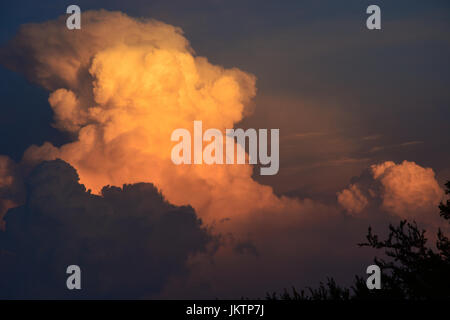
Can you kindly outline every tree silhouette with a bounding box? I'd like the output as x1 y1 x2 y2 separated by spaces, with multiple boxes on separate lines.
266 278 351 301
439 181 450 220
267 180 450 300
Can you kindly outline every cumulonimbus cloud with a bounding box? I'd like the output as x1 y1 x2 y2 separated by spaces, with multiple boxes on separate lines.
0 10 292 225
0 10 447 298
0 11 307 297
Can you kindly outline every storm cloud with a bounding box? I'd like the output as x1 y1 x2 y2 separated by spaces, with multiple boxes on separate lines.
0 159 212 299
0 5 449 299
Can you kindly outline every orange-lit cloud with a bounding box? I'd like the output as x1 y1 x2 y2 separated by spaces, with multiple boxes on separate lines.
0 12 337 297
1 10 448 298
338 160 445 225
1 10 295 225
337 184 368 215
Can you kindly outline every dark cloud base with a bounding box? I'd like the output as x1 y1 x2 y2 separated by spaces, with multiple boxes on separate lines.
0 160 212 299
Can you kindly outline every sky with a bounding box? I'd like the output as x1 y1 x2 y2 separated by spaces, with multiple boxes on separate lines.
0 0 449 299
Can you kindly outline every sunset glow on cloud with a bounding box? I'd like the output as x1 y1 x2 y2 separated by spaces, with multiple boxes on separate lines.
338 160 444 225
0 5 449 300
1 10 292 224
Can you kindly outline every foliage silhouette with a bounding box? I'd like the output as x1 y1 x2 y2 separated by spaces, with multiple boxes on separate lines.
267 180 450 300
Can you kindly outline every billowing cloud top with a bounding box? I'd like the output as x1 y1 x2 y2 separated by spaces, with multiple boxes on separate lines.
0 10 282 224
